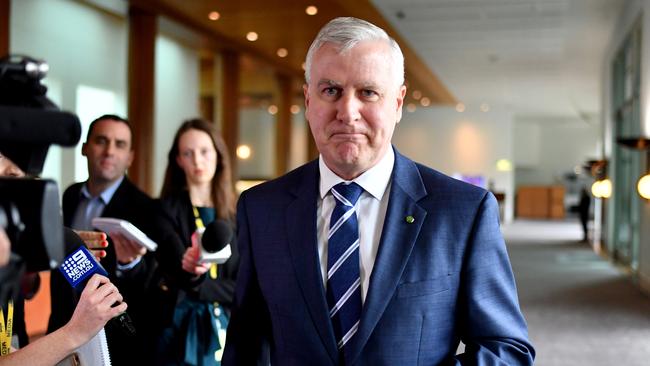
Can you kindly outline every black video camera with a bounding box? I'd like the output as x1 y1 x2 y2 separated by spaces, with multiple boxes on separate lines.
0 55 82 304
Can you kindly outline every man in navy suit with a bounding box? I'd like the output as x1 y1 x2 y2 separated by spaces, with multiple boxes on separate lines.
223 17 534 365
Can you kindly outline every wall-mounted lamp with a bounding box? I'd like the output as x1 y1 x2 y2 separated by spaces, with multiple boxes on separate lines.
585 159 610 199
637 174 650 199
591 178 612 199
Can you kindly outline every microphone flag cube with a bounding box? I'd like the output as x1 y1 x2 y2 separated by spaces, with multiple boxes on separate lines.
59 246 108 290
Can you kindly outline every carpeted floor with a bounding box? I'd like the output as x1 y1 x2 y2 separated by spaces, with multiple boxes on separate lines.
503 219 650 366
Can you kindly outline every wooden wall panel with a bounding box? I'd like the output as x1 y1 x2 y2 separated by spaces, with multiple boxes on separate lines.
127 6 156 195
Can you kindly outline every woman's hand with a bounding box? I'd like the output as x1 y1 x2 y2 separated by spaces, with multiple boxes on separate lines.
181 241 211 276
74 230 108 260
62 274 127 349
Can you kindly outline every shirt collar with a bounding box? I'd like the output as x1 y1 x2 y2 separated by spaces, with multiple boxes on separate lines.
80 175 125 204
319 146 394 200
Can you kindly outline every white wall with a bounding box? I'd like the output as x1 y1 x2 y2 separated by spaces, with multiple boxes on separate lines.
393 106 515 223
153 34 200 195
10 0 128 191
514 120 600 187
238 108 276 178
513 122 540 168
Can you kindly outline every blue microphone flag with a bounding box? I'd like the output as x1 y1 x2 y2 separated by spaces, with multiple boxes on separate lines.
59 246 108 290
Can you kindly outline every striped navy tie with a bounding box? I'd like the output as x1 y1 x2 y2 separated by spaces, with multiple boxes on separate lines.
327 182 363 355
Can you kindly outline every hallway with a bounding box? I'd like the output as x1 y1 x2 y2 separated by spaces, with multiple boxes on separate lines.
504 220 650 365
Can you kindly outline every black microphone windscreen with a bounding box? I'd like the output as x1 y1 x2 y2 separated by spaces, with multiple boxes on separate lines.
201 219 233 253
63 227 86 255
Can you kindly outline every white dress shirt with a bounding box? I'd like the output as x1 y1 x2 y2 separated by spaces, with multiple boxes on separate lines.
317 148 394 304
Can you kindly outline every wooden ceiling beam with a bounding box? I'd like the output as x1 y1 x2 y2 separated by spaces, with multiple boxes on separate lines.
128 0 302 79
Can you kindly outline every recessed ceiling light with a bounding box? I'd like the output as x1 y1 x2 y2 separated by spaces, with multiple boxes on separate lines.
480 103 490 112
208 11 220 21
306 6 318 15
290 105 301 114
412 90 422 100
267 105 278 115
456 103 465 112
420 97 431 107
277 48 288 58
246 32 259 41
301 62 306 70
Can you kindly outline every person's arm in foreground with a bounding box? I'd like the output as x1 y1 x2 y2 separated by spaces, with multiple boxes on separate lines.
0 274 127 366
453 193 535 365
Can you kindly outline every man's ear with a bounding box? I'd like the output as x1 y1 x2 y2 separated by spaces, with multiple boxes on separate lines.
127 150 134 168
303 84 310 109
81 142 88 157
395 84 407 123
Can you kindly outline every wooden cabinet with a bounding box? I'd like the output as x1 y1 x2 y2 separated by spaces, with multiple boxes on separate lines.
516 185 565 219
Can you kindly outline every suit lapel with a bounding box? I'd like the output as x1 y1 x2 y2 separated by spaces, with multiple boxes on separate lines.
346 150 428 365
285 161 339 364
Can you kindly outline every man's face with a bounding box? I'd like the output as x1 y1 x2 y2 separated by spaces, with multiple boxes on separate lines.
82 119 133 185
304 40 406 180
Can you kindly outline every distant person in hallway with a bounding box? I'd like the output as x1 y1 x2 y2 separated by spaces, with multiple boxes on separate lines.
223 16 535 365
578 186 591 242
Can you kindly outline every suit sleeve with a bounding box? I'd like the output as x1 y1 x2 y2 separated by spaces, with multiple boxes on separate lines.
453 192 535 365
222 191 271 366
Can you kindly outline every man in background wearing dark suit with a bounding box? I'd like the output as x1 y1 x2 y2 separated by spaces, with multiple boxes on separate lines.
47 115 159 365
223 17 534 365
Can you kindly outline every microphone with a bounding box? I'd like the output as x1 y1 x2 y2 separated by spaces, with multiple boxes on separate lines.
193 219 233 264
58 241 136 336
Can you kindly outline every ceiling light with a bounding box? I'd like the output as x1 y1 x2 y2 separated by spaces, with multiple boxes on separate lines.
246 32 258 41
277 48 288 58
301 62 306 70
480 103 490 112
305 6 318 15
456 103 465 112
208 11 220 21
267 105 278 115
420 97 431 107
290 105 301 114
412 90 422 100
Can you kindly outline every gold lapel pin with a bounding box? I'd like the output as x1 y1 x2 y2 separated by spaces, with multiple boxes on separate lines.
405 215 415 224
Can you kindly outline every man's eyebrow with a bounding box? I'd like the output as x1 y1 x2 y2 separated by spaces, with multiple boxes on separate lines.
316 79 340 87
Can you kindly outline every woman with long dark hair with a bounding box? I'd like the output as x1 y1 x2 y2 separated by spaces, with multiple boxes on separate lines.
155 118 238 365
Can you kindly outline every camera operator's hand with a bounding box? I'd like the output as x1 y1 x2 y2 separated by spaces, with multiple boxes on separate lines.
62 274 127 348
110 232 146 265
74 230 108 260
0 228 9 267
182 242 210 276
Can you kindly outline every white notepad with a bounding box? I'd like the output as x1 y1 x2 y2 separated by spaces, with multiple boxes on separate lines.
91 217 158 251
57 328 111 366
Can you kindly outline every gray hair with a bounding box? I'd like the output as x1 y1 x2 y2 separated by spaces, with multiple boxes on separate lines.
304 17 405 87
